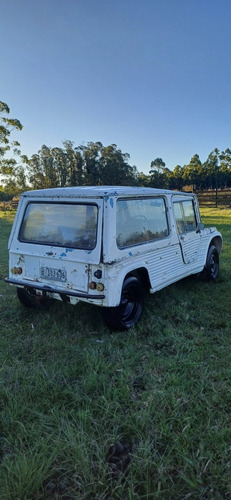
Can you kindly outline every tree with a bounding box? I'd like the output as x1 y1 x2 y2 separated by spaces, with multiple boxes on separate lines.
0 101 25 196
218 148 231 188
98 144 135 185
149 158 170 188
81 142 102 185
27 146 58 189
63 140 83 186
0 184 7 201
150 157 166 174
27 141 137 189
170 165 184 190
0 101 22 156
137 171 150 187
50 146 69 187
27 153 45 189
203 149 220 190
182 154 203 191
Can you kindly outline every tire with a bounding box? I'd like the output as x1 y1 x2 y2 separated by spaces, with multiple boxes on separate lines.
202 245 219 281
17 287 50 309
101 276 144 330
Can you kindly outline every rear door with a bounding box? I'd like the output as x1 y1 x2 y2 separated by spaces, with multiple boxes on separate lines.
173 197 201 264
9 198 103 293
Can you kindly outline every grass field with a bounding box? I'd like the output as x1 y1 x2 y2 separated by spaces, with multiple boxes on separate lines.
0 208 231 499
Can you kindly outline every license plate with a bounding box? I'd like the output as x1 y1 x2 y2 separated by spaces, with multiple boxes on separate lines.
40 266 67 282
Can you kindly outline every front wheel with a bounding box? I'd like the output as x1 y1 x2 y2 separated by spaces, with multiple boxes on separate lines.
202 245 219 281
101 276 144 330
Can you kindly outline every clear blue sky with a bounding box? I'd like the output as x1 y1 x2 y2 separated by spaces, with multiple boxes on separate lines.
1 0 231 174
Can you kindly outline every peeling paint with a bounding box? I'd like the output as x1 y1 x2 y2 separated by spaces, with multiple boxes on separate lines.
110 197 114 208
17 255 24 264
60 252 66 258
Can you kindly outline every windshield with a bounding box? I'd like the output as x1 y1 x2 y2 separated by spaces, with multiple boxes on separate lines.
19 202 98 250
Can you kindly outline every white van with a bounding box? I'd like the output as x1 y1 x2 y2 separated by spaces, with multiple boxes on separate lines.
5 186 222 329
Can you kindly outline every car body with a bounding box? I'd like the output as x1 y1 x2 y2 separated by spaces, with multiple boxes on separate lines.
5 186 222 329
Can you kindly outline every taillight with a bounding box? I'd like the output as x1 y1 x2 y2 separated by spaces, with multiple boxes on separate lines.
11 267 22 275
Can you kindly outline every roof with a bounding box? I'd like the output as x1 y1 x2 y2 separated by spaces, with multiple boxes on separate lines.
22 185 194 199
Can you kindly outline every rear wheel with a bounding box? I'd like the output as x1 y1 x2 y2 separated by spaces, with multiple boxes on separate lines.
202 245 219 281
17 287 50 309
102 276 144 330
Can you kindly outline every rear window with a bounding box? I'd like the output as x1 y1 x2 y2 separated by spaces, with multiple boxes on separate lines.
19 202 98 249
116 197 169 248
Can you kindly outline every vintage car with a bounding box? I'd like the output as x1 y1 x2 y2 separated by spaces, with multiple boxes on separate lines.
5 186 222 329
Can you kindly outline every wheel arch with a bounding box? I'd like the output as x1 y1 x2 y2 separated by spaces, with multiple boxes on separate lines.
210 236 222 254
126 266 151 291
102 272 145 330
105 263 151 307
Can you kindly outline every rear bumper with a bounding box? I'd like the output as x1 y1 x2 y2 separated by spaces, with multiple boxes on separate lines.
5 278 105 300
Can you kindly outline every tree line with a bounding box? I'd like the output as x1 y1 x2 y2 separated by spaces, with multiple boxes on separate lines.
1 101 231 199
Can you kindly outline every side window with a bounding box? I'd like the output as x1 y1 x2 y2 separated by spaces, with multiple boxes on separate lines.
174 200 197 234
116 197 169 248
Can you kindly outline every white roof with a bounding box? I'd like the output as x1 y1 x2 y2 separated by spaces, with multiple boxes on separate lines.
22 185 194 199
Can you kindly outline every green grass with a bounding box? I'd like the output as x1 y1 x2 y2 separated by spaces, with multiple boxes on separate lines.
0 208 231 499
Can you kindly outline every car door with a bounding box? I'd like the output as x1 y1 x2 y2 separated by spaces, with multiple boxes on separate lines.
173 197 201 264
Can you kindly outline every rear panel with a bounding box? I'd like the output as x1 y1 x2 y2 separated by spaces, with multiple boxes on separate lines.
8 195 104 299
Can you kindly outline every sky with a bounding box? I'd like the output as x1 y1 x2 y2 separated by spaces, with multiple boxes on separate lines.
1 0 231 174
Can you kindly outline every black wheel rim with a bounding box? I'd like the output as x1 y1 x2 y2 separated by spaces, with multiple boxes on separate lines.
120 285 141 327
209 252 219 278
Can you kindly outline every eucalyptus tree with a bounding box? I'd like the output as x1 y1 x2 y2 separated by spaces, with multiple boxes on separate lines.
50 146 68 187
137 171 150 187
171 165 184 190
0 101 24 195
81 141 102 185
99 143 135 185
0 101 22 157
149 158 172 188
63 140 83 186
182 154 203 191
149 157 165 187
203 149 220 190
28 145 59 189
219 148 231 188
27 152 47 189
